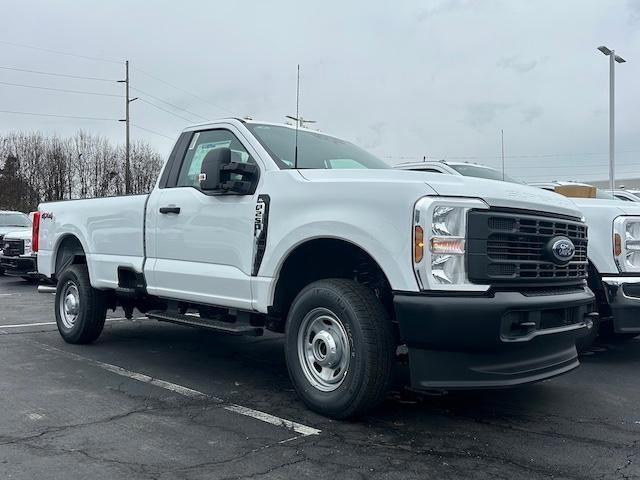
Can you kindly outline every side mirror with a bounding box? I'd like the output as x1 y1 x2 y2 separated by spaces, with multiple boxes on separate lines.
199 147 259 195
199 148 230 191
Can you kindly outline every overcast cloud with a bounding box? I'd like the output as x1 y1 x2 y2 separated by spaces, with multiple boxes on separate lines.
1 0 639 182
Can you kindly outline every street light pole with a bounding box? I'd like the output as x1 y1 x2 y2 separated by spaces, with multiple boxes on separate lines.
597 45 626 194
608 50 615 195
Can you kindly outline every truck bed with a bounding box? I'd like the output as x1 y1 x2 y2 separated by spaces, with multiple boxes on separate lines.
38 194 149 289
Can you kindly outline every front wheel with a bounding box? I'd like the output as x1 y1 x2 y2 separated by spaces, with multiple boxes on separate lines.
55 264 107 344
285 279 394 419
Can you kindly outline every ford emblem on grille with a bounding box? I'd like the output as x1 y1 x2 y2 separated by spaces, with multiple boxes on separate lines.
546 236 576 264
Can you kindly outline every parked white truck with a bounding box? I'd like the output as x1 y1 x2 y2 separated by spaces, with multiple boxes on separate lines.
531 181 640 343
399 162 640 346
36 120 595 418
0 210 32 276
1 228 38 281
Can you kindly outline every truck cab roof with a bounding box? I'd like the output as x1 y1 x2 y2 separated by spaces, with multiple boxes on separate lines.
182 118 336 138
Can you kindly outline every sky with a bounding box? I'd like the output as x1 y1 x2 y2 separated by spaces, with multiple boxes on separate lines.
1 0 639 183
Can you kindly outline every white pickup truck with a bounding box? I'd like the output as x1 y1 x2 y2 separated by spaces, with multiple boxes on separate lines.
36 119 595 418
531 182 640 343
398 161 640 346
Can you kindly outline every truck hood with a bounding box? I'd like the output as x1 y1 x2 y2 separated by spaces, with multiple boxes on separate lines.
0 226 30 237
421 174 582 218
299 169 583 219
568 197 640 217
1 229 31 241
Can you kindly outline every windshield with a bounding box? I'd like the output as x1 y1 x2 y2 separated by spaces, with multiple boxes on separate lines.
449 164 522 184
246 123 390 170
0 213 31 227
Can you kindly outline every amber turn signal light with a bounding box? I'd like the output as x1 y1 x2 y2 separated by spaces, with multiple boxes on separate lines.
414 225 424 263
614 233 622 257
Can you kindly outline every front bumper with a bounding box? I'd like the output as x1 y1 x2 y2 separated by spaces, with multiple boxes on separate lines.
393 286 594 390
0 254 38 277
602 276 640 333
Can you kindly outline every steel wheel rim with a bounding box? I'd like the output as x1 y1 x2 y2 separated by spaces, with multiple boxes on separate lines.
59 281 80 329
297 307 350 392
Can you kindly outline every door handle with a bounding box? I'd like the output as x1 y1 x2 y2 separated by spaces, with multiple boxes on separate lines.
159 206 181 214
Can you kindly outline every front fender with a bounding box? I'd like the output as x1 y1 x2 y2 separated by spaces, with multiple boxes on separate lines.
260 220 418 292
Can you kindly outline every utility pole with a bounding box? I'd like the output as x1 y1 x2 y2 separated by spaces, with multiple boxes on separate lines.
501 129 505 180
597 46 626 194
118 60 137 194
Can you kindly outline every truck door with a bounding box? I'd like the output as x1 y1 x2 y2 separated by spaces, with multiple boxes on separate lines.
145 127 261 310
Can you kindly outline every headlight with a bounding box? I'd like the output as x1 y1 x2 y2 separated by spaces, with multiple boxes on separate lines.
413 197 489 291
23 239 32 254
613 216 640 272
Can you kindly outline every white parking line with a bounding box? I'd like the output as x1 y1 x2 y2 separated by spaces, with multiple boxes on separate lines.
0 316 147 329
26 339 321 437
223 404 320 436
0 321 59 328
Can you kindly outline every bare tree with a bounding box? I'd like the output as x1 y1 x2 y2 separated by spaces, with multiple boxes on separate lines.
0 130 164 211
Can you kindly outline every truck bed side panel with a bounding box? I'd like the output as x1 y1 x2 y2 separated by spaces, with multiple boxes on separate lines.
38 195 148 289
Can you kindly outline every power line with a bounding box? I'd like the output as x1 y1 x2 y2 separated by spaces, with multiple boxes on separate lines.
131 86 208 120
384 149 640 162
0 109 118 121
0 65 116 82
0 39 120 64
138 98 198 123
524 169 640 179
0 41 220 114
132 65 234 115
510 162 640 170
0 80 122 97
132 124 174 140
443 150 640 161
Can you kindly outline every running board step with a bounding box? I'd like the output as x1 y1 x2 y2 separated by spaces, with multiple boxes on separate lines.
146 310 263 336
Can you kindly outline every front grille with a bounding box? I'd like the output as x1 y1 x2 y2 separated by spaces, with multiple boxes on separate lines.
518 286 587 297
2 239 24 256
467 210 588 285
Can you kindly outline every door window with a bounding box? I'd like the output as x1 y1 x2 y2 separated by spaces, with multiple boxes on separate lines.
176 129 255 189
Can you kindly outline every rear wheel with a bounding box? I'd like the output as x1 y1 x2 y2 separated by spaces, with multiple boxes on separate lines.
55 264 107 344
285 279 394 419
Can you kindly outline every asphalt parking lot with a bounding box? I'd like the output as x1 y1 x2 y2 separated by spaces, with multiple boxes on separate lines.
1 275 639 479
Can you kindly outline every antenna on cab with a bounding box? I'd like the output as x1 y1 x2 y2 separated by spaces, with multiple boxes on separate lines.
285 65 316 169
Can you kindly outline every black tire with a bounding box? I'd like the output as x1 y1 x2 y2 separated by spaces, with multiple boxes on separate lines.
55 264 107 344
603 331 639 343
285 279 394 419
599 320 639 342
